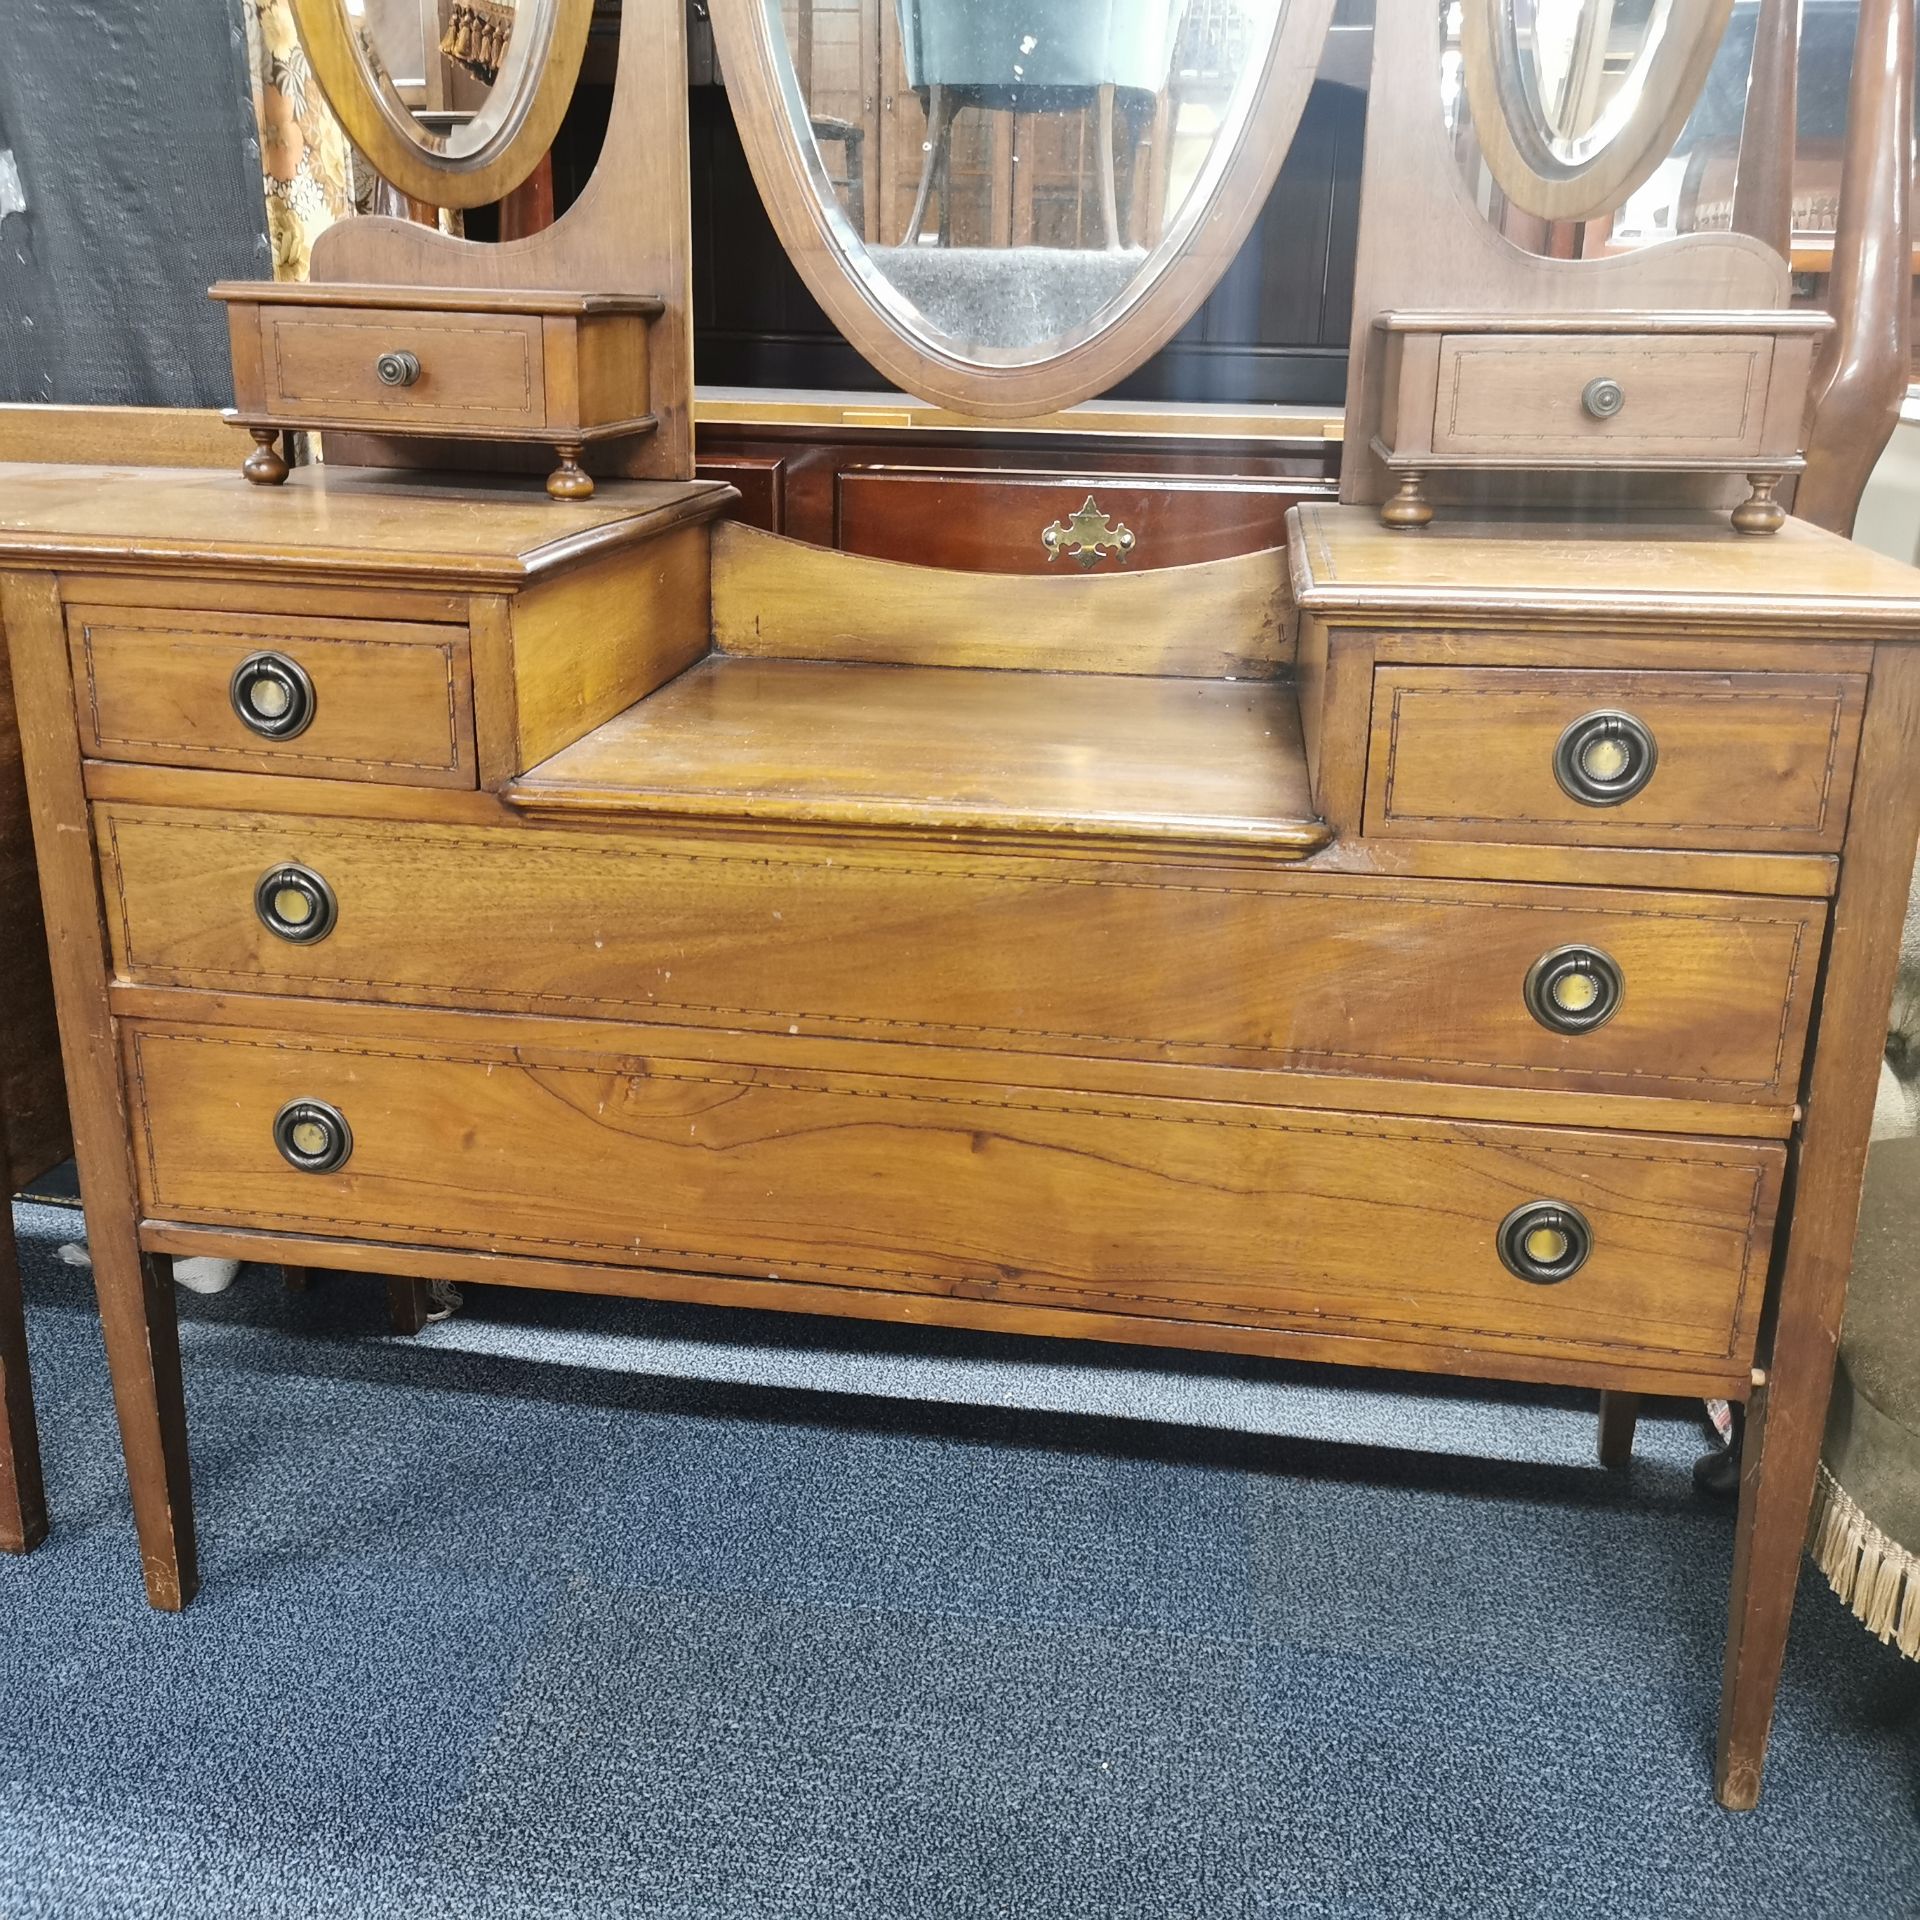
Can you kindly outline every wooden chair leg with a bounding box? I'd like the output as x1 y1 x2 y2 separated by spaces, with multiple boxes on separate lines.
1597 1390 1640 1469
386 1276 432 1336
281 1263 312 1292
0 1196 48 1555
1096 82 1121 249
902 83 950 244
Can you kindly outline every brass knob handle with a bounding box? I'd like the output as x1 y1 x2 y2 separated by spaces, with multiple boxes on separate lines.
255 864 337 944
1498 1202 1593 1285
375 349 421 388
1524 945 1623 1035
230 651 316 740
1553 709 1657 807
272 1099 353 1174
1582 376 1625 420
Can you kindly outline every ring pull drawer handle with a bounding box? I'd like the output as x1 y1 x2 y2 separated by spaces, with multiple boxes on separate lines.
255 864 337 944
273 1099 353 1175
1524 945 1623 1035
375 349 421 388
230 651 316 740
1554 709 1657 807
1498 1202 1592 1285
1582 376 1625 420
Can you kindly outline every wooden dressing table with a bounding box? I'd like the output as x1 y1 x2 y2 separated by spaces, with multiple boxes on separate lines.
6 472 1920 1813
5 0 1916 1816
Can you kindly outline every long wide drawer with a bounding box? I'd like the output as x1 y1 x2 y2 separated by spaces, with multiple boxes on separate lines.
98 805 1824 1106
123 1016 1781 1373
1366 666 1864 852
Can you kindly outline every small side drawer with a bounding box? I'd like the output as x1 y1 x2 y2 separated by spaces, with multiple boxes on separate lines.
1429 332 1774 461
68 603 477 786
257 305 547 430
1366 666 1865 852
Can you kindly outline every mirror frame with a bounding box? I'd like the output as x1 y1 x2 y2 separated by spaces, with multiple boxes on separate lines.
289 0 593 210
1458 0 1735 223
710 0 1337 418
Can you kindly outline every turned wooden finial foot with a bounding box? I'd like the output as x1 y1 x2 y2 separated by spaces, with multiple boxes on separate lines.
1732 472 1786 535
1380 472 1433 529
547 444 594 501
242 428 289 487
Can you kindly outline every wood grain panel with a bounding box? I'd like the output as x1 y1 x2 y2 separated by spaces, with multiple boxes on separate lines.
500 521 711 776
68 603 476 787
509 655 1326 853
709 522 1292 677
123 1014 1782 1371
98 804 1821 1106
1366 667 1865 852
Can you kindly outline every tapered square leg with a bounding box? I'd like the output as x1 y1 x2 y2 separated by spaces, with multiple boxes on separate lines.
0 1198 48 1555
5 570 198 1610
93 1243 197 1609
386 1276 431 1336
1597 1390 1639 1470
1716 644 1920 1807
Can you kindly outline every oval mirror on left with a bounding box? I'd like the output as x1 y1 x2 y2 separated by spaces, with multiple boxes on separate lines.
290 0 593 208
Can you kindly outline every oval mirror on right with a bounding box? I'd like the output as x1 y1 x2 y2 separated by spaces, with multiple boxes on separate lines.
1450 0 1735 224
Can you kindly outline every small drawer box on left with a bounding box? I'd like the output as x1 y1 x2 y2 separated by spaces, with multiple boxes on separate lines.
212 282 662 500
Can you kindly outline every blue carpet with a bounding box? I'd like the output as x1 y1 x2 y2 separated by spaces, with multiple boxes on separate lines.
1 1198 1915 1918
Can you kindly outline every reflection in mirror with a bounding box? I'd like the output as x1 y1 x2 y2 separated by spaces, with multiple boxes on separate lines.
292 0 591 208
772 0 1295 354
1442 0 1734 235
349 0 518 148
353 0 516 128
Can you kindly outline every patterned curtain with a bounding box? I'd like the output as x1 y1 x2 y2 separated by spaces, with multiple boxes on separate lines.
239 0 354 281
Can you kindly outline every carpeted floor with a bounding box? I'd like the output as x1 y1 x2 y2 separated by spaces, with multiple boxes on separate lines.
1 1198 1914 1919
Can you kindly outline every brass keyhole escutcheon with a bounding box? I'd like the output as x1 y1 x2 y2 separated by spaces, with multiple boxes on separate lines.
1041 497 1137 569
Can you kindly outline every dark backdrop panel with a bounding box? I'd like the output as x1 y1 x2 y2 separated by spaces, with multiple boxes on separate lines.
0 0 268 405
690 79 1365 407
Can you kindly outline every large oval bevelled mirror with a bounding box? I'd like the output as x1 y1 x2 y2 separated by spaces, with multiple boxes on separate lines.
1452 0 1735 224
712 0 1337 415
290 0 593 208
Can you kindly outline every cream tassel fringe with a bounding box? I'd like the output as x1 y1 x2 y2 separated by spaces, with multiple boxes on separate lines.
1808 1461 1920 1659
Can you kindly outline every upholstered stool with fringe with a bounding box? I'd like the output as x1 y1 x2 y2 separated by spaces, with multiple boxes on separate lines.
1808 869 1920 1657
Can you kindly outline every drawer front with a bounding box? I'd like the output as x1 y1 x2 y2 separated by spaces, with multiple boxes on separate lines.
70 605 476 785
258 306 546 429
123 1018 1781 1371
100 806 1821 1105
1367 666 1864 852
835 468 1327 572
1430 333 1773 460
